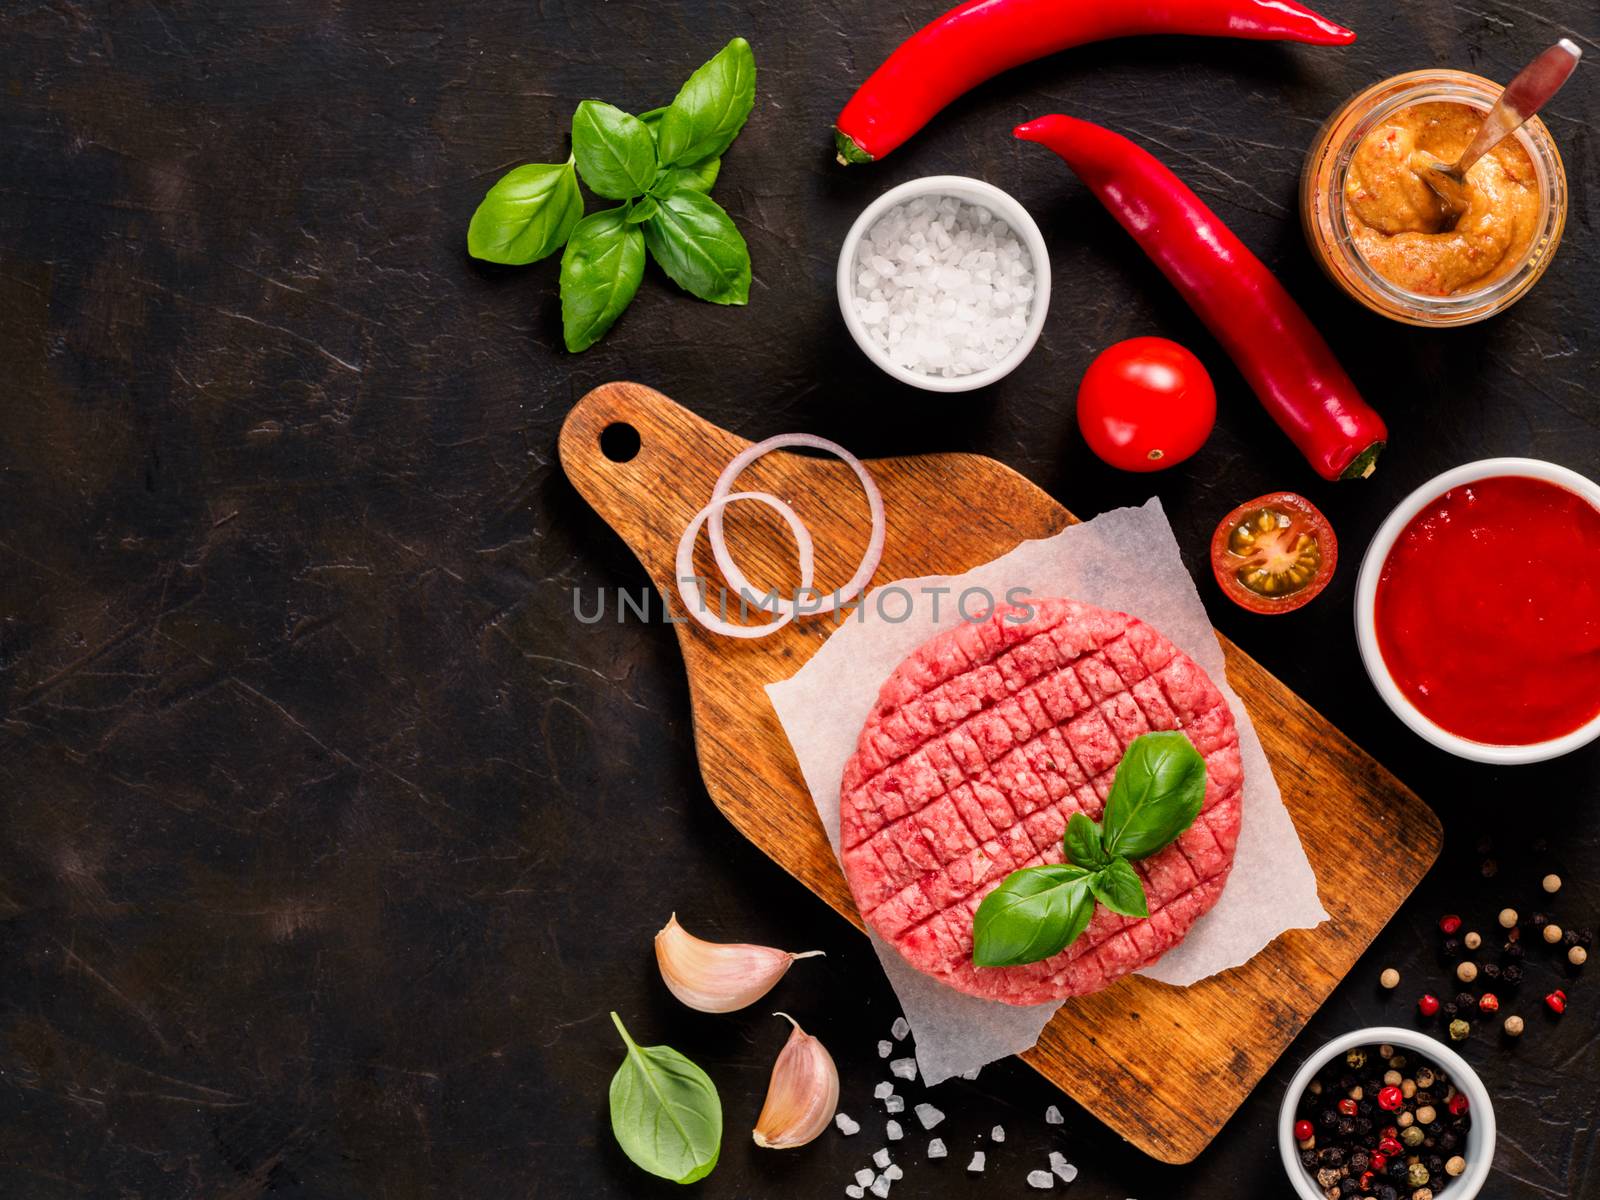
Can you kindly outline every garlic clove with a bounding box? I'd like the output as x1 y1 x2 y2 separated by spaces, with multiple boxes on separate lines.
752 1013 839 1150
654 914 823 1013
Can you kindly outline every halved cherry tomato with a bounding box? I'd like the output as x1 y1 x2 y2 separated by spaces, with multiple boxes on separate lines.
1077 337 1216 473
1210 493 1337 614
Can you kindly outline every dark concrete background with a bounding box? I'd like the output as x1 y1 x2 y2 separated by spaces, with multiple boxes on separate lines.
2 2 1596 1197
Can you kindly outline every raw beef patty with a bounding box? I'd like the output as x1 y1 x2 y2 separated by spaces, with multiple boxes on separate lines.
839 599 1242 1005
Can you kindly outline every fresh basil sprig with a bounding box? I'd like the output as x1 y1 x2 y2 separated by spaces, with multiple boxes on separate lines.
609 1012 722 1185
972 731 1207 968
465 38 756 352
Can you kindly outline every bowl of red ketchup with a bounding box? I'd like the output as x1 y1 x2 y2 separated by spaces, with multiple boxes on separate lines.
1356 458 1600 764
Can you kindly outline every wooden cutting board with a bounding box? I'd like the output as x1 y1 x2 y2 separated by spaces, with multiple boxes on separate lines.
558 381 1440 1164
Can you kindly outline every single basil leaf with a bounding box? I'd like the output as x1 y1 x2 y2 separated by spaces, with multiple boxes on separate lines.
609 1012 721 1184
642 187 750 305
1089 858 1149 919
572 101 658 200
559 207 645 352
466 161 583 265
1063 811 1110 870
626 195 659 224
971 865 1094 968
640 107 721 194
1100 731 1208 861
656 37 756 168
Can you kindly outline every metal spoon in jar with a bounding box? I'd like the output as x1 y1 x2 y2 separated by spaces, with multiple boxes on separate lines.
1424 38 1582 218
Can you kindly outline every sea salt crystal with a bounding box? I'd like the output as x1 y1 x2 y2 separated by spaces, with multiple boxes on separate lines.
885 1164 904 1181
1028 1169 1056 1189
1050 1151 1078 1183
870 1175 892 1198
884 1095 904 1114
877 1039 893 1058
889 1057 918 1081
891 1017 911 1041
874 1081 895 1100
967 1151 986 1173
852 194 1037 379
856 1168 875 1186
928 1138 948 1158
886 1120 903 1141
914 1103 945 1131
874 1149 892 1169
991 1125 1006 1143
836 1113 860 1136
1045 1105 1064 1125
847 1187 864 1199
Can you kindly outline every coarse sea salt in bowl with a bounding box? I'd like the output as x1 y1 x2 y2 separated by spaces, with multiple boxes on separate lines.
836 176 1051 393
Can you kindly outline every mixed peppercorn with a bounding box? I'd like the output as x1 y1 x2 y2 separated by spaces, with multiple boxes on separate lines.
1293 1044 1470 1200
1381 856 1590 1041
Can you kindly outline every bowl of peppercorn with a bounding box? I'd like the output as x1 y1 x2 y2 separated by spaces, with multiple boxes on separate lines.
1279 1027 1494 1200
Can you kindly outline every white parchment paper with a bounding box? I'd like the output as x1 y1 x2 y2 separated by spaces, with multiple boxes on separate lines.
766 499 1328 1085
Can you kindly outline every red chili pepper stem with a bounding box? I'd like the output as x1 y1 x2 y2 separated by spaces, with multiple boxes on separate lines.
834 0 1357 163
1017 114 1388 481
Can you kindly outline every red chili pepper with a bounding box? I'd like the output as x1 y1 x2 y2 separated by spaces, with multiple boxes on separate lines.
1016 115 1387 480
833 0 1355 163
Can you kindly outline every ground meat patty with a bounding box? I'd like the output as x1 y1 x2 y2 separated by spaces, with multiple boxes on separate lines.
839 599 1242 1005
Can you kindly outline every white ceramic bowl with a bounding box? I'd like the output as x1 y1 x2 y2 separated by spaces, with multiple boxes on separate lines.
835 175 1051 393
1279 1026 1495 1200
1354 457 1600 765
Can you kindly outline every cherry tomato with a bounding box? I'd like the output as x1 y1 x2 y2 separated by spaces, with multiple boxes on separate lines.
1076 337 1216 472
1210 493 1337 615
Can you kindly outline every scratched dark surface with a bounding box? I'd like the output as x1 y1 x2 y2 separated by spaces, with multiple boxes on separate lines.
2 2 1597 1197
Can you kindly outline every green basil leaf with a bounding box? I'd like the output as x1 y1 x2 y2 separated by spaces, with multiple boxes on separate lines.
639 108 722 193
1089 858 1149 919
572 101 658 200
466 161 583 265
559 207 645 352
1100 731 1208 862
626 195 659 224
656 37 756 168
971 865 1094 968
642 187 750 305
1063 811 1110 870
609 1012 722 1184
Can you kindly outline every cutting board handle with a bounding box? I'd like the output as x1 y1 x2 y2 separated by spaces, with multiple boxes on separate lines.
559 382 751 588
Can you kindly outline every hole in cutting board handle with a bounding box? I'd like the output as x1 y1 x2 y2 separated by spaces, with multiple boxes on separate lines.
599 422 641 464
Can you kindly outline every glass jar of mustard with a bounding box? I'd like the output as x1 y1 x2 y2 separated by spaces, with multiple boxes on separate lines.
1301 70 1567 326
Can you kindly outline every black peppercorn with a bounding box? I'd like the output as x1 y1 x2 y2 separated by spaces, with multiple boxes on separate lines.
1503 964 1524 986
1441 937 1462 958
1320 1108 1339 1128
1563 928 1580 948
1337 1116 1357 1136
1301 1148 1317 1169
1504 943 1526 962
1532 912 1550 929
1377 1186 1398 1200
1355 1117 1373 1134
1579 928 1594 948
1349 1150 1370 1173
1439 1131 1458 1152
1339 1177 1360 1196
1482 962 1501 980
1442 1002 1458 1018
1388 1158 1410 1180
1455 991 1476 1009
